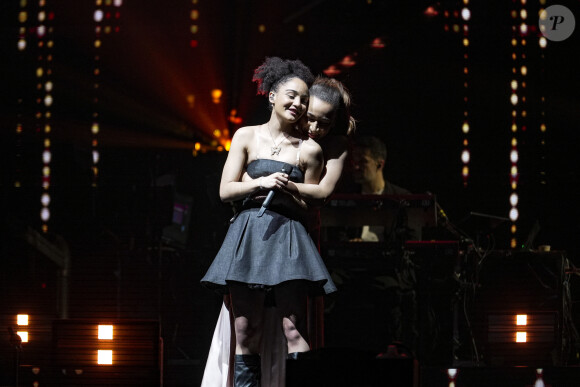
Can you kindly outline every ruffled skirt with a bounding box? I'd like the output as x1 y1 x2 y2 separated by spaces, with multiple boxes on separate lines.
201 208 336 295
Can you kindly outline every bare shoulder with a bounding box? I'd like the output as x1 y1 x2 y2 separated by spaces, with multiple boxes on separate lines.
300 137 323 156
232 125 258 141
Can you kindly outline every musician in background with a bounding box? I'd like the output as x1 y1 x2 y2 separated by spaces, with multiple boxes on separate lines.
346 135 414 244
343 135 418 355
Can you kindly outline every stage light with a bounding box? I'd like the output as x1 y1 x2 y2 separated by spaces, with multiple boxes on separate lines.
510 149 518 163
211 89 222 104
97 350 113 365
17 331 29 343
510 165 518 178
94 10 104 22
98 325 113 340
447 368 458 379
17 314 29 326
42 150 51 163
539 37 547 48
461 150 470 163
41 193 51 206
41 207 50 221
509 208 519 221
340 55 356 67
370 37 385 49
510 94 518 105
516 314 527 325
510 193 518 206
516 331 527 343
461 8 471 21
323 65 340 77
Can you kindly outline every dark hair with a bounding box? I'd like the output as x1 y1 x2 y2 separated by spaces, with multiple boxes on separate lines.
252 57 314 96
354 135 387 161
310 76 356 136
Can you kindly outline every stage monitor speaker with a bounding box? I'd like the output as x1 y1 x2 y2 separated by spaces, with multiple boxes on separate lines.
471 250 565 366
52 319 162 386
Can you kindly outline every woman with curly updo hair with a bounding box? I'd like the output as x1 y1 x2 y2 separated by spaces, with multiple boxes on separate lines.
201 57 336 386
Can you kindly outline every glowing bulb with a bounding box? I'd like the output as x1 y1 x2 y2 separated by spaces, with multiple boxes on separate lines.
94 10 104 22
461 150 470 164
18 39 27 51
510 207 519 221
43 150 52 164
461 8 471 21
510 149 519 163
539 37 547 48
510 94 518 105
41 193 51 206
510 193 518 206
41 207 50 221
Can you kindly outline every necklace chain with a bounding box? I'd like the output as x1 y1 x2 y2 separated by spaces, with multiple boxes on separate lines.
267 123 286 156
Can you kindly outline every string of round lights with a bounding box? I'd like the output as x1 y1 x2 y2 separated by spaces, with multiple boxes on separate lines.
508 0 530 248
92 0 123 187
460 0 471 186
14 1 31 188
37 0 55 234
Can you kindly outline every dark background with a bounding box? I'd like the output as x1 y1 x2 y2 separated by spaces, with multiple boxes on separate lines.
1 0 579 384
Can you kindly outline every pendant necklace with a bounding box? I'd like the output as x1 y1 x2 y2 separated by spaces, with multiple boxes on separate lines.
267 123 287 156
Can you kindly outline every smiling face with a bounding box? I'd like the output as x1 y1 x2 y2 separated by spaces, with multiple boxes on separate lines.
305 96 336 141
269 77 310 123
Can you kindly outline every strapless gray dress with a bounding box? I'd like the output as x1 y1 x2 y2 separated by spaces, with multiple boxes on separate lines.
201 159 336 295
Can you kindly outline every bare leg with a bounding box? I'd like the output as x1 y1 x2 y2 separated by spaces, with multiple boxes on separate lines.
275 281 310 353
229 283 266 355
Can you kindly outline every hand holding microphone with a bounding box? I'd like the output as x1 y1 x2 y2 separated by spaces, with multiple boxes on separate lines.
257 166 293 217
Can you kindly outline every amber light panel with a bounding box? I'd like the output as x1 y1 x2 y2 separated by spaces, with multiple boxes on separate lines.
98 324 113 340
97 350 113 365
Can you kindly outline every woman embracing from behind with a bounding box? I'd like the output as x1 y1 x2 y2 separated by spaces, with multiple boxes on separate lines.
200 57 337 387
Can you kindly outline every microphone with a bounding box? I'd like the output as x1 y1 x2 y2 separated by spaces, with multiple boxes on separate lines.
257 165 293 217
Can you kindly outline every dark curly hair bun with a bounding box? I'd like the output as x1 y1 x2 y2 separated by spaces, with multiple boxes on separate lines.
252 57 314 96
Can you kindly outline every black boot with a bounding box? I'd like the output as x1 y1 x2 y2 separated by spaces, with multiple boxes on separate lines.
234 354 261 387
